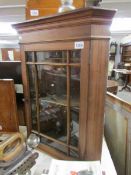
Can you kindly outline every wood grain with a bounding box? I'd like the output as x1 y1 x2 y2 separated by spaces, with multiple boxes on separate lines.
0 80 19 132
105 92 131 175
14 8 116 160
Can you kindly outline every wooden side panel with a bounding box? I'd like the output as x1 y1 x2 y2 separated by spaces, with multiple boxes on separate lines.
105 104 127 175
85 39 109 160
105 93 131 175
0 80 19 132
79 41 90 159
20 45 32 135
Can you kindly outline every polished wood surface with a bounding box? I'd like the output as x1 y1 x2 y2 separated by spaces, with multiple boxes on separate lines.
26 0 85 20
13 8 116 160
105 92 131 175
0 80 19 132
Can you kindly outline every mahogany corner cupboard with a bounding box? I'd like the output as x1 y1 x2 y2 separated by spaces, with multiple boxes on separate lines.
13 7 116 160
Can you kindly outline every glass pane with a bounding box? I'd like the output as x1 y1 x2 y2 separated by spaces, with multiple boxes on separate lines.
40 102 67 143
41 137 67 155
26 49 81 157
70 67 80 147
37 65 67 142
71 67 80 105
26 52 34 62
70 149 79 158
37 65 67 105
69 50 80 63
36 51 67 63
27 65 37 130
70 107 79 147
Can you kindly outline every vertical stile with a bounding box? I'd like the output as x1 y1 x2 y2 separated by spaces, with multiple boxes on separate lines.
32 52 40 134
67 50 71 156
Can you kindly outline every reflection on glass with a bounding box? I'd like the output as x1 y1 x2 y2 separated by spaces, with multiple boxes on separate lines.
26 49 81 157
26 52 34 62
70 67 80 147
71 67 80 106
70 149 79 158
27 65 37 130
36 51 67 63
70 107 79 147
38 65 67 105
70 50 80 63
37 65 67 142
41 137 67 154
31 101 37 130
40 102 67 143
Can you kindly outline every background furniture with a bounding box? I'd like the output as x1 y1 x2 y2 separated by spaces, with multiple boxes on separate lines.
121 43 131 64
105 92 131 175
13 7 115 160
108 42 117 80
113 69 131 91
107 80 118 94
26 0 85 20
0 61 25 126
121 43 131 85
0 80 19 132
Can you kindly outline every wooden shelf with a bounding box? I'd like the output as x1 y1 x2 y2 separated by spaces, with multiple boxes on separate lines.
40 97 79 107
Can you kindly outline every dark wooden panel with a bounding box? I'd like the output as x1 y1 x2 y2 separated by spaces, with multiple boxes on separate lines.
0 80 19 132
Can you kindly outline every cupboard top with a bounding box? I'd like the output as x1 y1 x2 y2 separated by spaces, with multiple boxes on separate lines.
13 7 116 34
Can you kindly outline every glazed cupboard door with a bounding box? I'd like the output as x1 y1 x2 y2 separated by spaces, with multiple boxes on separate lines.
13 7 116 161
25 49 81 158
